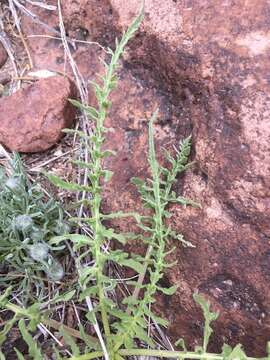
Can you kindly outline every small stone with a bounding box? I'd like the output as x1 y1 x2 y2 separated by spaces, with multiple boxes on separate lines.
0 43 7 68
0 76 77 152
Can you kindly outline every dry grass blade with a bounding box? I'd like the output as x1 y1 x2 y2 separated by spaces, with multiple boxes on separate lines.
8 0 33 69
10 0 60 35
0 15 19 92
57 1 109 358
56 0 93 222
24 0 56 11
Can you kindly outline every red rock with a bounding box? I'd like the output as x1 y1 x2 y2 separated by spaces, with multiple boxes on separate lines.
0 43 7 68
0 76 77 152
20 0 270 355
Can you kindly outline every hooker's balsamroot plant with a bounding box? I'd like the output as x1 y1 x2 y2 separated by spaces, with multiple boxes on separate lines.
0 6 269 360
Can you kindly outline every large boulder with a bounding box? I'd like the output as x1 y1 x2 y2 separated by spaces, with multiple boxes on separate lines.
20 0 270 355
0 76 76 152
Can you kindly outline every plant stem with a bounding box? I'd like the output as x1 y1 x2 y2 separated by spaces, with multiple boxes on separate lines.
130 112 184 305
69 348 262 360
91 110 111 346
114 112 167 351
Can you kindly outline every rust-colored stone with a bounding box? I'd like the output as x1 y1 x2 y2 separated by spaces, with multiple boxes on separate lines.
19 0 270 355
0 76 76 152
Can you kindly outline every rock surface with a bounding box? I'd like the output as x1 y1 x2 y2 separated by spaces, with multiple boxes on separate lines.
20 0 270 355
0 76 76 152
0 43 7 68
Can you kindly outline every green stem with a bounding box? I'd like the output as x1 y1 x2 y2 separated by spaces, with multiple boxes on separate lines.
130 110 180 304
69 348 263 360
114 113 166 351
92 114 111 344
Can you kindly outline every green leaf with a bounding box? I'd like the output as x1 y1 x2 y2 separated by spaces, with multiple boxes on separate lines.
86 310 98 324
122 296 140 306
0 287 12 307
51 290 76 304
227 344 247 360
69 99 99 120
14 349 24 360
114 355 125 360
59 326 80 356
193 293 219 352
222 344 233 358
175 338 187 352
46 173 90 192
174 196 201 208
144 307 169 327
267 342 270 357
133 324 155 348
158 284 178 295
0 315 17 346
102 170 113 182
100 150 116 158
78 323 99 351
109 308 130 320
101 211 142 223
103 228 128 244
18 319 43 360
116 258 144 273
49 234 93 246
131 177 145 187
79 286 99 301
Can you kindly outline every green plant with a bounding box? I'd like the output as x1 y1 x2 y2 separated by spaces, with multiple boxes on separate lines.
0 153 68 296
0 6 269 360
43 6 232 359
